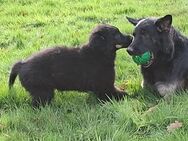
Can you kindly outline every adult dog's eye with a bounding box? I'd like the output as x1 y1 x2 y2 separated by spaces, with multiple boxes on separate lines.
141 29 146 35
141 29 150 39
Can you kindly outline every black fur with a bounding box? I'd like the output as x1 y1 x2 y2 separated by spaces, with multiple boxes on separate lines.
127 15 188 98
9 24 132 107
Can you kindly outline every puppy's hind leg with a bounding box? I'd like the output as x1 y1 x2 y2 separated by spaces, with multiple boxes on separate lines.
29 88 54 108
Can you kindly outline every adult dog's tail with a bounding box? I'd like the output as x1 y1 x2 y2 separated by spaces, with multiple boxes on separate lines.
9 61 22 89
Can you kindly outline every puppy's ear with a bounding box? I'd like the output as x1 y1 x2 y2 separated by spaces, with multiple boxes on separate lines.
96 32 106 41
89 31 107 49
89 31 114 56
155 15 172 32
126 17 143 26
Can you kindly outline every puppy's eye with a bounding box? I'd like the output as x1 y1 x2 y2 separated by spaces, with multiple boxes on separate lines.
114 34 121 40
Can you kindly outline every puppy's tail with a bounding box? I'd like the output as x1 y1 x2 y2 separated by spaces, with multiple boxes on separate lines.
9 61 23 89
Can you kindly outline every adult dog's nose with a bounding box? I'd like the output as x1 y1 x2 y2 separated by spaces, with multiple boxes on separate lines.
127 47 135 55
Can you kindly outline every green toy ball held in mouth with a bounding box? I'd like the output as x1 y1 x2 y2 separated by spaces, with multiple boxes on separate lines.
132 51 153 66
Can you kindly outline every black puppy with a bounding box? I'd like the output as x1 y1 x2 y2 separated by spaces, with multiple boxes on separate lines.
127 15 188 99
9 24 132 107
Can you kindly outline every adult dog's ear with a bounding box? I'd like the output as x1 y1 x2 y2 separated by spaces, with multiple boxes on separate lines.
155 15 172 32
126 17 143 26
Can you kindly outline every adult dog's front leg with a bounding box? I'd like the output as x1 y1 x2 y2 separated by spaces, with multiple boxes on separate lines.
141 79 155 90
154 81 180 98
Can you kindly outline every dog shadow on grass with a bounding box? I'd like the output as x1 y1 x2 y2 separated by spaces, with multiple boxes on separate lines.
2 84 163 112
3 87 100 112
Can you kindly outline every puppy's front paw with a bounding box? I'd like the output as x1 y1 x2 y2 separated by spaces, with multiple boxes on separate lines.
114 87 127 101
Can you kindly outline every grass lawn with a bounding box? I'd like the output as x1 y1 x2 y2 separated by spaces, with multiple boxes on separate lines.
1 0 188 140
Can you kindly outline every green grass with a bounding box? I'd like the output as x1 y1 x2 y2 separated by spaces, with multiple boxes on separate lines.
1 0 188 140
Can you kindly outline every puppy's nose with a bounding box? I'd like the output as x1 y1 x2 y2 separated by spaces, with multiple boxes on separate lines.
127 47 135 55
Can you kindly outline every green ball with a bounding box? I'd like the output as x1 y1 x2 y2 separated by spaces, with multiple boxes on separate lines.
132 51 152 65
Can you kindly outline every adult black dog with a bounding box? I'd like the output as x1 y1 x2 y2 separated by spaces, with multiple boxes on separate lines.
126 15 188 99
9 24 132 107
